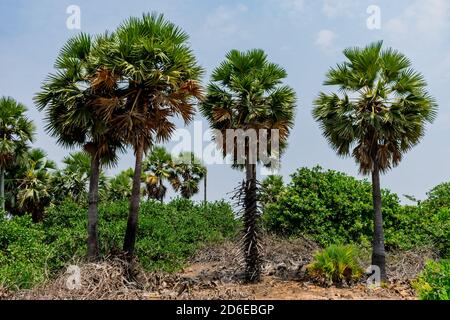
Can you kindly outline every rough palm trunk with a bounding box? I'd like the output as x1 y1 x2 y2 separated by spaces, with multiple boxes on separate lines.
87 154 100 261
371 161 387 282
203 171 207 204
31 207 44 223
0 167 5 212
244 161 260 283
123 142 144 258
159 179 164 204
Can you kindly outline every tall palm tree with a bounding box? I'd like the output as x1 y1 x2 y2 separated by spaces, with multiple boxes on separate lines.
17 149 56 222
0 97 35 212
95 13 204 258
313 41 437 281
143 146 176 203
172 151 206 199
200 49 296 282
35 33 123 260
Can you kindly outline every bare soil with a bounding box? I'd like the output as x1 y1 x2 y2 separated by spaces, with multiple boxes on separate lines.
3 235 435 300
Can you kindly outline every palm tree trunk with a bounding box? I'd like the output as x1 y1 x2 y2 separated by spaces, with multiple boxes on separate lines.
123 142 144 259
244 161 261 283
0 167 5 212
87 154 100 261
371 161 387 282
203 171 207 204
159 179 164 204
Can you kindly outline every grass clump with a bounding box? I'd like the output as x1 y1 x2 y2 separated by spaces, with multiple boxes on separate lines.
308 244 363 285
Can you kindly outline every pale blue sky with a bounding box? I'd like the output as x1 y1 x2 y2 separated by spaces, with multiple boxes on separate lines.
1 0 449 202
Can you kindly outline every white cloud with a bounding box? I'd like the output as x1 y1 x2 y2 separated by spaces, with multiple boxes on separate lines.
385 0 450 43
322 0 356 18
277 0 305 13
204 4 248 36
315 29 337 52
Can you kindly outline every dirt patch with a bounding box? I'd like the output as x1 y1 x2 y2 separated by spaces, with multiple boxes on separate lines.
6 236 430 300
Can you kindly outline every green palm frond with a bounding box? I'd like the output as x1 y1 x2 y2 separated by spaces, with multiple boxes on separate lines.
313 41 437 174
201 49 297 169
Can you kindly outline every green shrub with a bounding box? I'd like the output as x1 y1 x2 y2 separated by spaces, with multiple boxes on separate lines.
413 260 450 300
263 166 400 246
307 244 363 285
0 198 239 289
0 216 54 289
263 166 450 256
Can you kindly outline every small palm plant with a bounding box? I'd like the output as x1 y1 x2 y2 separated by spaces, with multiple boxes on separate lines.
313 41 437 281
308 244 363 286
201 49 296 282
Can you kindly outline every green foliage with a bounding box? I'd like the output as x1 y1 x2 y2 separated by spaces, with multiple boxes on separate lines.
263 166 449 256
263 166 399 246
0 199 238 289
0 216 53 289
200 49 297 168
413 260 450 300
308 244 363 285
384 182 450 255
259 175 285 210
313 41 437 175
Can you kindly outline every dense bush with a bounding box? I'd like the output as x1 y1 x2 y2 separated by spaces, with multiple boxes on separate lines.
263 166 449 255
0 216 53 289
413 260 450 300
263 166 400 246
307 244 363 285
0 199 238 289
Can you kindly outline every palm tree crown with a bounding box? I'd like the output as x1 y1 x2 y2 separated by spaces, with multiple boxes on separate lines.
172 151 206 199
200 49 296 168
0 96 35 212
143 146 176 202
0 97 35 170
313 41 437 174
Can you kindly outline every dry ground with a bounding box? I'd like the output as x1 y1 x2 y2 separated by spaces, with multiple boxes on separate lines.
2 236 436 300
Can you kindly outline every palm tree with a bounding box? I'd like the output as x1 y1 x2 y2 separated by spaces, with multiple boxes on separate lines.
50 169 88 204
35 33 123 260
17 149 56 222
94 13 204 258
172 151 206 199
0 97 35 212
313 41 437 281
50 152 103 204
106 168 134 201
200 49 296 282
143 146 176 203
62 151 91 177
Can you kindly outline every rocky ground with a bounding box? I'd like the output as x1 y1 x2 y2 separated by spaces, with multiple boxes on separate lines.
2 236 436 300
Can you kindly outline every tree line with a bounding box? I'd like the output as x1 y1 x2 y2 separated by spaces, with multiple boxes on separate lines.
1 13 437 283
